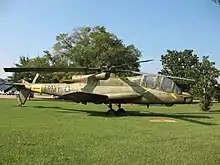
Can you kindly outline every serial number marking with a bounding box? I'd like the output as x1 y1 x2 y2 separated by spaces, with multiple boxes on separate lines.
43 85 72 93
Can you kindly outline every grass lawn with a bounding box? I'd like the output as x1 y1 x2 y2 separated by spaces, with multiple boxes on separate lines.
0 99 220 165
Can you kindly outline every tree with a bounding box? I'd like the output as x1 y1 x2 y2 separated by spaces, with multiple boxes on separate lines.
160 50 220 111
214 84 220 102
9 25 142 82
52 26 141 70
160 49 199 92
8 56 32 83
9 53 54 83
192 56 219 111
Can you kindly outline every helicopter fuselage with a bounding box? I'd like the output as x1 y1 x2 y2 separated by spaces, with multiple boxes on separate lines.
24 75 193 105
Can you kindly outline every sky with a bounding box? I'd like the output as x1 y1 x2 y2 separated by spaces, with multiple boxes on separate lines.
0 0 220 78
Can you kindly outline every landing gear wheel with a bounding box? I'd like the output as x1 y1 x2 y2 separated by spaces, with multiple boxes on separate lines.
166 104 173 107
116 108 127 116
105 102 116 116
107 109 116 116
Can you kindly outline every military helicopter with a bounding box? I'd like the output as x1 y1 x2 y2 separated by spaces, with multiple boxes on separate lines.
3 59 194 115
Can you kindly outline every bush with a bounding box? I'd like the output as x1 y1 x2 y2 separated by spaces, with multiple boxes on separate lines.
200 94 213 111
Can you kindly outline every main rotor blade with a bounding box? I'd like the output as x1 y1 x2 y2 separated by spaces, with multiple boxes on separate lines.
4 59 153 73
112 59 153 69
154 74 195 82
118 70 195 82
3 67 101 73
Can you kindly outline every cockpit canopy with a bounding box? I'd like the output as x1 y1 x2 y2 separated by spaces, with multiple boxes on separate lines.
133 74 182 94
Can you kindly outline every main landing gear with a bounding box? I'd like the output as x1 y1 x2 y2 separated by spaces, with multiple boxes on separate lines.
106 103 126 116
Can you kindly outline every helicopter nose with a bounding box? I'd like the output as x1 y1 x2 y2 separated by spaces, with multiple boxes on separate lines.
182 92 193 104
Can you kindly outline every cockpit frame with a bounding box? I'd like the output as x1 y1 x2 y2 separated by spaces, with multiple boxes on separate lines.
137 74 182 94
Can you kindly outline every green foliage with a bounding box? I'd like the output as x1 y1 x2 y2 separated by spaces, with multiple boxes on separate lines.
52 26 141 70
8 56 32 83
194 56 220 111
9 26 142 82
160 50 220 111
9 54 54 83
190 56 219 96
200 95 213 111
213 0 220 5
160 49 199 92
214 84 220 102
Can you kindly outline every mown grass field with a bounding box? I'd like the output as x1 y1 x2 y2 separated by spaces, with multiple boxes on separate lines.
0 99 220 165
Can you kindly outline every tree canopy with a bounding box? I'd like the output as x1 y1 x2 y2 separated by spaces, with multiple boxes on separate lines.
10 26 142 82
160 49 199 92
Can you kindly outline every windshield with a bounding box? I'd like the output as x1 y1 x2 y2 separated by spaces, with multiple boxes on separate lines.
132 76 142 85
173 84 182 94
142 75 156 88
161 77 173 92
141 75 182 94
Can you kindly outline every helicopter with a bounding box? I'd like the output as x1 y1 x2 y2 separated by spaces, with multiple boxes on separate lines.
3 59 194 115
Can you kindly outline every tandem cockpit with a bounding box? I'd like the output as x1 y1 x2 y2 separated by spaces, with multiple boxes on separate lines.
133 74 182 94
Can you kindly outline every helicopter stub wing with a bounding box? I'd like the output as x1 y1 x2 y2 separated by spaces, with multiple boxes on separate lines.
106 93 141 100
60 91 109 102
60 91 141 103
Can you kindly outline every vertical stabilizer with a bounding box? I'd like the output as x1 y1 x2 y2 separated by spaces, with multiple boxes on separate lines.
17 88 31 106
17 73 39 106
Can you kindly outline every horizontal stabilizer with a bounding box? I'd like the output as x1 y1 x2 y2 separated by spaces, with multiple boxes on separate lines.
3 83 26 93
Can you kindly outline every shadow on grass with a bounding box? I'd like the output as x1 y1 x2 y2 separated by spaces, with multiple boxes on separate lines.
32 105 217 126
172 110 220 115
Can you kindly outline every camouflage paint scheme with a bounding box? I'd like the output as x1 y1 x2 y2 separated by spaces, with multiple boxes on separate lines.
11 72 193 107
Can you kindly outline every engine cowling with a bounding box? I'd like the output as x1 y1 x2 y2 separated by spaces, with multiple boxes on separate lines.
62 73 109 83
71 75 90 82
94 73 109 80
